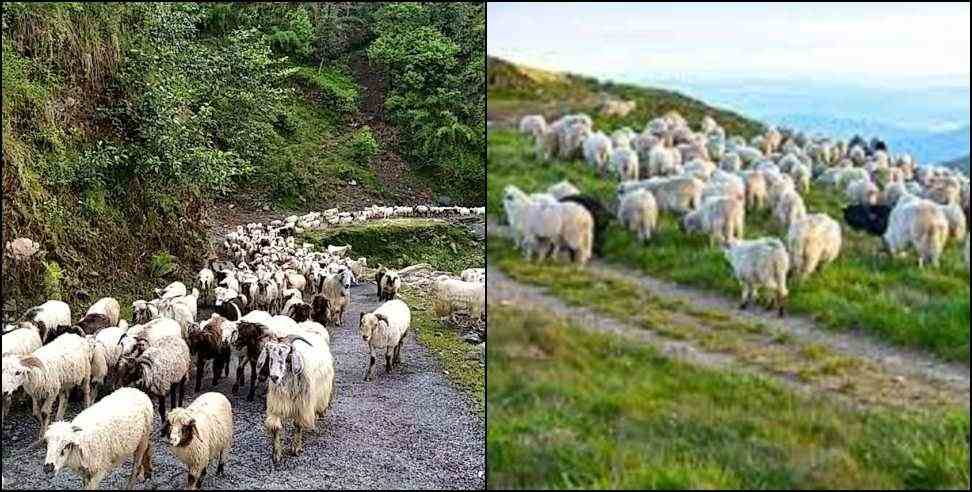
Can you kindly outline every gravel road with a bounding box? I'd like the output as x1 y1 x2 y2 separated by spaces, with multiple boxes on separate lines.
1 282 485 490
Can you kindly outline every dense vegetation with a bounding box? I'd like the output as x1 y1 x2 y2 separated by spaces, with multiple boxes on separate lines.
2 2 484 313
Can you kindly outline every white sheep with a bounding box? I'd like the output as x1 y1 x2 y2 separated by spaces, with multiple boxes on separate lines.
460 268 486 284
883 199 950 269
157 281 188 300
519 115 547 139
2 333 92 441
789 163 811 194
845 178 879 206
787 214 842 280
611 147 640 181
1 327 42 422
741 170 768 211
524 201 593 265
197 268 215 304
724 238 790 316
617 188 658 243
261 334 335 464
86 327 127 402
773 188 807 230
161 289 200 338
644 176 704 215
937 203 967 243
132 299 162 325
431 276 486 320
164 392 234 490
583 132 613 175
359 299 411 382
681 196 745 247
43 387 155 490
547 180 581 200
647 145 681 177
85 297 121 328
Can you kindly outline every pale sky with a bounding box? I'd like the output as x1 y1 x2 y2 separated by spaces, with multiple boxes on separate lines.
488 2 971 84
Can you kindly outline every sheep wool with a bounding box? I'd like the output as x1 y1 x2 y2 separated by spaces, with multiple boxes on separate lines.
787 214 842 280
519 115 547 139
3 333 91 439
359 300 411 382
773 189 807 230
431 276 485 320
724 238 790 316
682 196 746 247
547 181 581 201
43 387 155 490
165 392 234 489
611 147 640 182
883 199 950 269
618 189 659 243
583 132 613 175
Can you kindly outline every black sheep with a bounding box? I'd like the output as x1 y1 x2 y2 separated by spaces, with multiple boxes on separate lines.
843 204 892 236
559 194 611 258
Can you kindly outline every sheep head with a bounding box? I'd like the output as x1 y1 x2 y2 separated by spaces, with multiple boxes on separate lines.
43 422 84 476
2 355 42 397
358 312 389 343
164 408 196 448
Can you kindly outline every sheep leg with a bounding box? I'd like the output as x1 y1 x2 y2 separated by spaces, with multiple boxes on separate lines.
196 355 206 393
365 355 376 382
213 357 223 387
55 390 69 421
385 354 393 373
158 394 167 422
393 339 405 366
179 377 187 407
84 470 107 490
247 358 258 401
291 425 305 457
739 285 752 311
217 451 226 476
141 440 154 481
82 377 92 409
170 383 178 410
129 435 149 488
233 359 245 395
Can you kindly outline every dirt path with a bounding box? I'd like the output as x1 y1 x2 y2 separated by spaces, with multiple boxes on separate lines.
488 222 969 410
348 54 435 205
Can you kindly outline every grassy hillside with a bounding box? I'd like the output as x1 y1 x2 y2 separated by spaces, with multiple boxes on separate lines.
487 56 765 140
2 3 483 316
486 59 969 364
488 303 969 489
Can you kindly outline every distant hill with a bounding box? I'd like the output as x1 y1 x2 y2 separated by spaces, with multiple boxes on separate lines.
941 155 970 175
487 57 766 140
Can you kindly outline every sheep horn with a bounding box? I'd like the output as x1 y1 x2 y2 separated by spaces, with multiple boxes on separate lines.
285 335 313 348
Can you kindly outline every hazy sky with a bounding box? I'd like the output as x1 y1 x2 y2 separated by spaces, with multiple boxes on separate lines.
488 2 971 85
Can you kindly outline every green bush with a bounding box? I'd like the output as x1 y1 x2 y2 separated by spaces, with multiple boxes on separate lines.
291 66 360 114
348 126 379 163
41 260 63 300
148 250 178 278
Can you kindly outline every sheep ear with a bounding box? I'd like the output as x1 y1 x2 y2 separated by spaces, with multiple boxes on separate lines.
289 351 304 377
256 345 269 370
21 356 44 370
359 312 366 325
375 314 389 325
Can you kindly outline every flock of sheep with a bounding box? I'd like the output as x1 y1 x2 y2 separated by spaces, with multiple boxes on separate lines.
2 206 486 490
507 111 970 315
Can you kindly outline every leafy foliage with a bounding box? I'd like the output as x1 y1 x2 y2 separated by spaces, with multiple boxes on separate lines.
367 3 485 202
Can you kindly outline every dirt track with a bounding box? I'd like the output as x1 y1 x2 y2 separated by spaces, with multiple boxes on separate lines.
1 281 485 490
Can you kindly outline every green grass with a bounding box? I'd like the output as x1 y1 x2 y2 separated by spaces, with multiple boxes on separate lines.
290 66 360 114
301 218 484 274
404 290 484 412
487 129 971 364
487 303 970 490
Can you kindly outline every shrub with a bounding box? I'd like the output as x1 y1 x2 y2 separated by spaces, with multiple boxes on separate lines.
348 126 379 164
149 250 178 278
42 260 63 300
